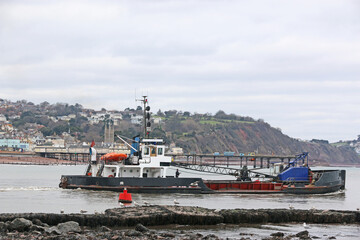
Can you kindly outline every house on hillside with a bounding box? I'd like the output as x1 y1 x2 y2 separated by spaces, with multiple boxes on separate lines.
0 114 7 122
58 115 71 121
0 138 29 151
153 116 163 124
88 112 107 124
45 135 65 148
131 115 142 125
32 134 46 145
109 112 123 126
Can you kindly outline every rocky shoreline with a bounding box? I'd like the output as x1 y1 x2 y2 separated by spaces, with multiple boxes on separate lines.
1 206 359 239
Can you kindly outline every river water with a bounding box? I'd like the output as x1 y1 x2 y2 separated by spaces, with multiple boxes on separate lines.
0 165 359 239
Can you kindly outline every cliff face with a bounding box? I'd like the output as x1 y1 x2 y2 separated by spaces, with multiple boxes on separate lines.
158 118 359 165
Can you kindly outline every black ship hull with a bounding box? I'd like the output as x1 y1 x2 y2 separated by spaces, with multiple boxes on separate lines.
60 175 211 193
60 170 345 194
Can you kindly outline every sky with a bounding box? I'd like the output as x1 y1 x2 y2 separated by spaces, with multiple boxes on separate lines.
1 0 360 143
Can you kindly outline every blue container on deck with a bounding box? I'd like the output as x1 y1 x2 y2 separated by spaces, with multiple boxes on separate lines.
130 137 140 156
278 167 309 182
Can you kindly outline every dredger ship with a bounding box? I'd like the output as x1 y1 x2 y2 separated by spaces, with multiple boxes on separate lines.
59 97 345 194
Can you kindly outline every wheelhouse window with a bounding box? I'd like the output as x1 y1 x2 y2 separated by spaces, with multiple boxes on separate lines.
158 147 163 155
150 147 157 157
144 147 149 155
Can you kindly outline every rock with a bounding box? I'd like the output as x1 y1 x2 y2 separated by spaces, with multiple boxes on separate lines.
203 233 219 239
73 233 88 240
32 230 42 235
295 230 310 239
57 221 82 234
328 237 336 239
32 218 45 227
9 218 33 232
125 230 143 237
99 225 111 232
135 223 149 232
0 222 8 233
111 235 121 240
45 226 61 235
29 224 46 232
160 232 176 238
196 233 204 238
271 232 284 237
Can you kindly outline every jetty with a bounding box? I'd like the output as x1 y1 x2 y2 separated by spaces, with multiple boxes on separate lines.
1 206 359 239
1 206 359 227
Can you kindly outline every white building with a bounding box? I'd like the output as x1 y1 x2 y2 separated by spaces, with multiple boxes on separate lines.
0 114 7 122
131 115 143 125
169 147 184 155
153 117 163 124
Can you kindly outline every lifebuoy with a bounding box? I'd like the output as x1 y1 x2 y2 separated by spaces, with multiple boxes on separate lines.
108 175 114 178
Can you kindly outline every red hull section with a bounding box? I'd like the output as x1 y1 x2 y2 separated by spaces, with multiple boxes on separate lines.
204 181 284 193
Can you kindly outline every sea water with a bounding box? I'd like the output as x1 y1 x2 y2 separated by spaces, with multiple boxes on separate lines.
0 165 359 239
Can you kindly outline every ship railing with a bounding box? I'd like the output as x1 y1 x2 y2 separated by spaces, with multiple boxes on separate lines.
96 162 105 176
285 176 311 186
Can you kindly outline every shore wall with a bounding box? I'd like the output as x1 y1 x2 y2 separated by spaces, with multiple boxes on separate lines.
0 156 82 165
1 206 359 227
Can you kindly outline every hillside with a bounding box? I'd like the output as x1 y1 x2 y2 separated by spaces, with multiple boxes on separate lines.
151 113 360 166
1 99 359 165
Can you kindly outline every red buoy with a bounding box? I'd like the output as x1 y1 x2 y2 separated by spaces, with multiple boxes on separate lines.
118 188 132 203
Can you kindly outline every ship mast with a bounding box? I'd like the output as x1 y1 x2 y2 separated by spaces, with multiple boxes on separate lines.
136 96 151 138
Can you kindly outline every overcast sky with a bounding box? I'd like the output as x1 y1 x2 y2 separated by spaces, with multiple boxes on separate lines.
1 0 360 142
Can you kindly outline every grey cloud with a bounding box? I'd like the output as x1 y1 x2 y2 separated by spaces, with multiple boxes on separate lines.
1 0 360 142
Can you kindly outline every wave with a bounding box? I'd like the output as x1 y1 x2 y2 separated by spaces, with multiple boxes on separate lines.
0 186 58 192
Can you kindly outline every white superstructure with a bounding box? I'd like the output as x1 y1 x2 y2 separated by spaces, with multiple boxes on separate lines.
88 138 172 178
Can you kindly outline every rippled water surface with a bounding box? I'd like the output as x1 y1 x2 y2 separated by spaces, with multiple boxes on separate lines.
0 165 359 214
1 165 359 239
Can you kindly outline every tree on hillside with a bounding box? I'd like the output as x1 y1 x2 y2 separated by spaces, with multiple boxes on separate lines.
157 109 165 117
183 111 191 117
53 125 69 135
214 110 227 119
40 127 54 136
164 110 177 118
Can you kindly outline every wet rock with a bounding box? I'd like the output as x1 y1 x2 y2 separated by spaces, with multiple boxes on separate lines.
57 221 82 234
270 232 284 237
73 233 88 240
125 230 143 237
29 224 46 232
202 233 219 239
32 218 48 227
99 225 111 232
9 218 33 232
45 226 61 235
160 232 176 238
295 230 310 239
110 235 122 240
196 233 204 238
135 223 149 232
0 222 7 233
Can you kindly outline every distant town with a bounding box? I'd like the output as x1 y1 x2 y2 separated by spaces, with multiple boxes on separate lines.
1 98 360 165
0 98 172 154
